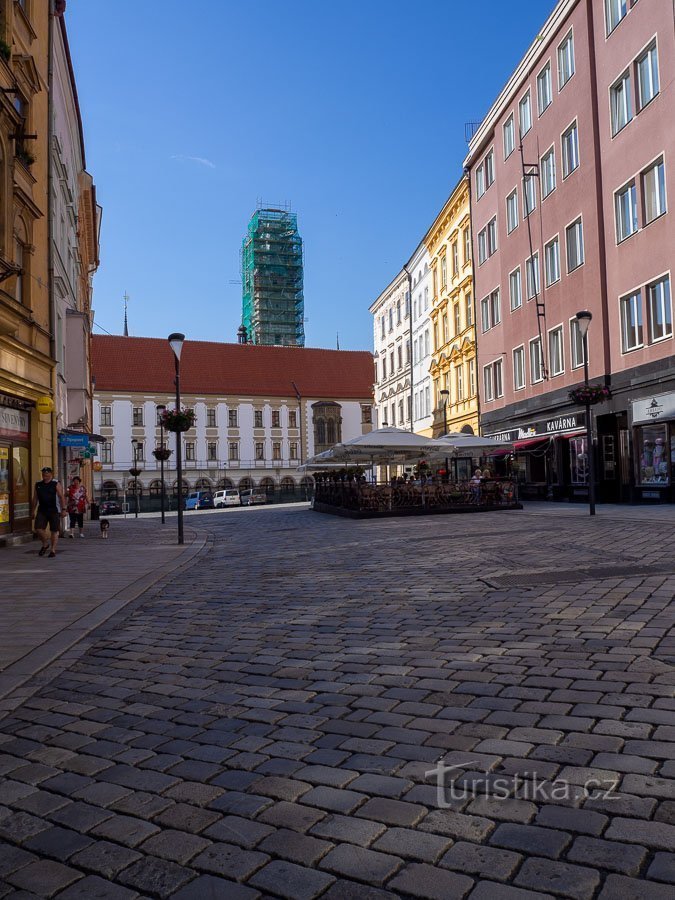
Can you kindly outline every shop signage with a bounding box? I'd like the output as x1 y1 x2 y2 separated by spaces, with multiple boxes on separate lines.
58 433 89 447
632 392 675 425
0 405 30 440
486 411 586 444
0 393 32 411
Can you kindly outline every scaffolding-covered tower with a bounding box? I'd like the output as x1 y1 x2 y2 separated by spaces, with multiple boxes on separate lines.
241 206 305 347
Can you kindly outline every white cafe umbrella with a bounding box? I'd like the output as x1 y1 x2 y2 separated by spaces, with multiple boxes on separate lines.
303 427 437 466
428 433 513 456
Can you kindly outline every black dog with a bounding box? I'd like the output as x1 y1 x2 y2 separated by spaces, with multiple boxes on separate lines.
99 518 110 539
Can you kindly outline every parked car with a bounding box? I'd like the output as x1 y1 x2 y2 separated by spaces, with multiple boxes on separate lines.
184 490 215 510
99 500 122 515
240 488 268 506
213 489 240 508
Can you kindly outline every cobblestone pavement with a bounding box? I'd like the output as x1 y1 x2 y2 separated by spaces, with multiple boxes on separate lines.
0 504 674 899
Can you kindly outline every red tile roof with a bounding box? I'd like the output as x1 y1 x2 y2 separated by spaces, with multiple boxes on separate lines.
92 335 374 399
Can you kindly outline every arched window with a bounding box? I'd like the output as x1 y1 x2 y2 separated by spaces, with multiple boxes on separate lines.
239 477 253 491
316 419 326 445
127 480 143 496
260 477 275 494
102 481 119 499
148 480 163 496
195 477 212 491
217 477 234 489
280 477 295 492
300 476 314 489
172 479 189 496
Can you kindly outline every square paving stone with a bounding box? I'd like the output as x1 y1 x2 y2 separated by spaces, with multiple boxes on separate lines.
154 803 221 834
647 852 675 883
140 828 211 864
355 798 427 827
191 842 269 881
170 874 261 899
293 766 360 789
310 814 386 847
387 862 474 899
49 801 114 833
440 841 522 881
372 827 451 863
319 843 403 886
162 781 224 806
55 874 138 899
257 801 327 833
23 825 92 860
249 859 335 900
90 813 160 847
7 859 82 896
203 815 274 849
348 774 413 798
0 811 51 843
301 786 367 814
515 858 600 899
117 855 195 898
0 845 36 879
208 791 272 817
258 828 333 865
490 823 572 859
70 840 142 879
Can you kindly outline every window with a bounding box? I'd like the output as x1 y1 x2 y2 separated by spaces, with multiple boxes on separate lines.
102 441 112 464
606 0 627 35
487 217 497 256
405 291 410 317
541 147 556 198
254 409 263 428
228 442 239 461
255 442 265 460
642 158 666 225
570 436 589 485
637 423 670 485
361 405 372 424
453 302 461 336
537 62 552 114
208 442 217 461
388 308 393 331
545 236 560 286
290 442 298 460
390 403 396 426
463 227 471 264
513 347 525 390
506 189 519 233
273 442 281 461
566 218 584 271
456 364 464 401
509 267 522 311
558 30 575 89
570 317 585 368
465 292 473 326
503 114 515 159
519 91 532 136
396 298 401 324
442 315 449 343
424 286 429 309
289 410 297 428
452 241 459 277
562 121 579 177
621 291 643 351
611 71 632 135
484 149 495 189
185 442 195 461
272 410 280 428
424 329 430 356
648 276 672 343
382 356 387 379
549 326 564 376
228 409 238 427
390 351 394 373
615 180 638 241
483 365 494 402
397 345 403 369
636 42 659 111
206 408 216 428
398 399 404 423
523 174 537 216
132 407 144 427
481 296 490 333
433 268 438 298
477 228 487 265
380 317 385 339
100 405 112 427
441 253 447 288
476 164 485 199
490 289 501 327
530 337 544 383
469 359 476 396
526 253 540 299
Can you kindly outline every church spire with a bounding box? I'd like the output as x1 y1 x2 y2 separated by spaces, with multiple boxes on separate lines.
123 291 129 336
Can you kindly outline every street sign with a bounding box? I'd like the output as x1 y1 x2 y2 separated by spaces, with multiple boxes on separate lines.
58 433 89 447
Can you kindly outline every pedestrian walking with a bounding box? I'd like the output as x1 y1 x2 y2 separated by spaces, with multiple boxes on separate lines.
32 467 67 558
66 475 88 539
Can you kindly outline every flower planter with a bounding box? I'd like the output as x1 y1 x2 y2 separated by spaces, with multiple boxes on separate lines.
569 385 612 405
160 407 196 432
129 467 141 477
153 448 172 461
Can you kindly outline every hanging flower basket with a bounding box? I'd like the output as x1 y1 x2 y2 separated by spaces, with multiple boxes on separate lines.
128 467 142 478
569 385 612 405
415 460 431 476
160 407 196 432
153 447 172 461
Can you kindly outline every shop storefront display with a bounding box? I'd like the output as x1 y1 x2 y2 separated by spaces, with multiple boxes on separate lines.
631 391 675 501
0 394 32 535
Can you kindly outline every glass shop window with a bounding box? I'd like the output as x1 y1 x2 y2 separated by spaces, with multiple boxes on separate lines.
637 424 670 485
570 436 588 484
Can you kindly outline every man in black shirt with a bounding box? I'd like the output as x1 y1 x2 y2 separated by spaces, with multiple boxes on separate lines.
32 467 67 558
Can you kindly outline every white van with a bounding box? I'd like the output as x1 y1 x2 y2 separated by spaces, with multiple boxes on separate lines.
213 489 240 508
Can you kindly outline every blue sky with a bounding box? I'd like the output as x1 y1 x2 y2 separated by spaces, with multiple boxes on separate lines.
68 0 549 351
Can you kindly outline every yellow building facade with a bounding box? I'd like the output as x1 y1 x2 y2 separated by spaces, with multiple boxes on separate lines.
0 1 53 538
425 176 478 437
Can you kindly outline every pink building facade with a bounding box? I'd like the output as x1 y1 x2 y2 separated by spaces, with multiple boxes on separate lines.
465 0 674 503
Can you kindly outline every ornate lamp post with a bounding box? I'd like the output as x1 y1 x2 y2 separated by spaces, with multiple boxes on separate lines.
168 333 185 544
575 310 595 516
130 439 141 518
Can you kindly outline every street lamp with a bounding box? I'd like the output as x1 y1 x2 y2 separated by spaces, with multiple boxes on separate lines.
575 310 595 517
440 388 450 483
130 439 141 518
168 333 185 544
156 404 167 525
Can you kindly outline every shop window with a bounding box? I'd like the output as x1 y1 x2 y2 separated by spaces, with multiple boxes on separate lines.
570 436 588 484
637 424 669 485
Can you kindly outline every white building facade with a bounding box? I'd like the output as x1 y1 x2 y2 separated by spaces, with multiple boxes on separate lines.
91 336 374 505
408 242 433 436
370 270 412 430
